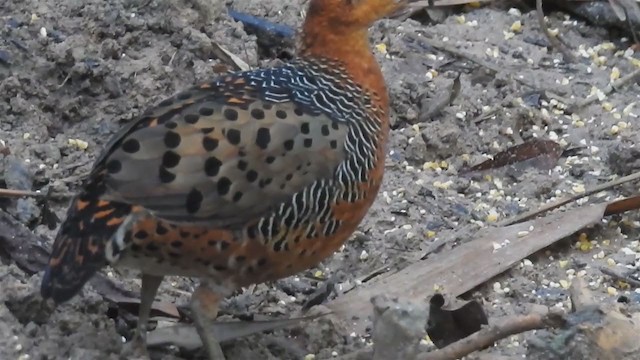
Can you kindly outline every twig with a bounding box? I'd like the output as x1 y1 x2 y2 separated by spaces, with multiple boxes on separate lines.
536 0 577 63
421 311 565 360
600 266 640 288
570 67 640 112
0 188 46 199
497 170 640 226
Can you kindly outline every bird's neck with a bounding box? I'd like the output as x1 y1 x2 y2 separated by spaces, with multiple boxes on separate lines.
298 28 389 112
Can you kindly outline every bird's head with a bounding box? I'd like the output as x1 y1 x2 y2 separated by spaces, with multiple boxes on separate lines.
305 0 407 31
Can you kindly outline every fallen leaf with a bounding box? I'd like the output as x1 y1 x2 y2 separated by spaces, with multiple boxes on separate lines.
461 139 563 174
427 293 489 348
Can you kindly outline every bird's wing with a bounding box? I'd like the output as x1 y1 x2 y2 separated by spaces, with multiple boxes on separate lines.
98 73 349 229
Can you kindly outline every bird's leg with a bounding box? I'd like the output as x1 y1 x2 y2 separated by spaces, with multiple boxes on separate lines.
190 285 226 360
127 274 164 355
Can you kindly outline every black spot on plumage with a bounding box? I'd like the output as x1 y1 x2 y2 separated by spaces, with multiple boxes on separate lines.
276 110 287 119
321 125 330 136
262 103 273 110
121 138 140 153
164 131 181 148
330 140 338 149
159 98 174 107
226 129 241 145
232 191 243 202
256 128 271 149
294 108 304 116
237 160 248 171
156 223 169 235
134 230 149 239
171 241 183 248
331 122 340 130
199 107 214 116
201 127 214 134
203 137 219 151
219 241 230 251
224 108 238 121
162 151 181 168
283 139 294 151
204 157 222 177
146 242 160 252
185 188 203 213
177 92 192 100
184 113 200 124
265 156 275 164
303 138 313 148
258 178 272 188
217 177 231 195
165 121 178 129
159 167 176 183
107 160 122 174
257 258 267 267
301 123 310 134
246 225 258 239
236 255 246 263
251 108 265 120
213 264 227 271
246 170 258 182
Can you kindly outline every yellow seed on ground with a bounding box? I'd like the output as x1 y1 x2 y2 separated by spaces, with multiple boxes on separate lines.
610 67 620 81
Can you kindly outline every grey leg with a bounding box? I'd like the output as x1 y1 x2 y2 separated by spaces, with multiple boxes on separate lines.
124 274 164 356
190 285 226 360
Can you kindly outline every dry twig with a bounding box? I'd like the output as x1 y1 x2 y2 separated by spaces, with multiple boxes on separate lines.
0 188 46 199
497 170 640 226
570 67 640 112
536 0 577 63
600 266 640 288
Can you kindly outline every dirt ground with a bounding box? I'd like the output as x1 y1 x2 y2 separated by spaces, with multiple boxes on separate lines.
1 0 640 359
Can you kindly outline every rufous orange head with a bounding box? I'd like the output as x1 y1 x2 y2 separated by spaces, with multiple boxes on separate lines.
305 0 407 30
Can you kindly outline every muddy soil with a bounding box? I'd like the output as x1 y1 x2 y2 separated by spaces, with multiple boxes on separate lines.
1 0 640 359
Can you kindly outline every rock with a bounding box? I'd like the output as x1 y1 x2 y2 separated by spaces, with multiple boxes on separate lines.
371 295 428 360
3 156 33 191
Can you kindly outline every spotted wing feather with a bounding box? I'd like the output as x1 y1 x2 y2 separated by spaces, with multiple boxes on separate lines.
101 77 349 229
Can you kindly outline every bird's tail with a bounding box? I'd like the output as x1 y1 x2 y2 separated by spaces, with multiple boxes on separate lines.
41 178 132 303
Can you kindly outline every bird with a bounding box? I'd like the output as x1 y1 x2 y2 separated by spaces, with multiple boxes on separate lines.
40 0 406 359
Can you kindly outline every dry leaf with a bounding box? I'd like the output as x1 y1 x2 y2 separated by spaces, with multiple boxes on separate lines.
462 139 563 174
427 293 488 348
